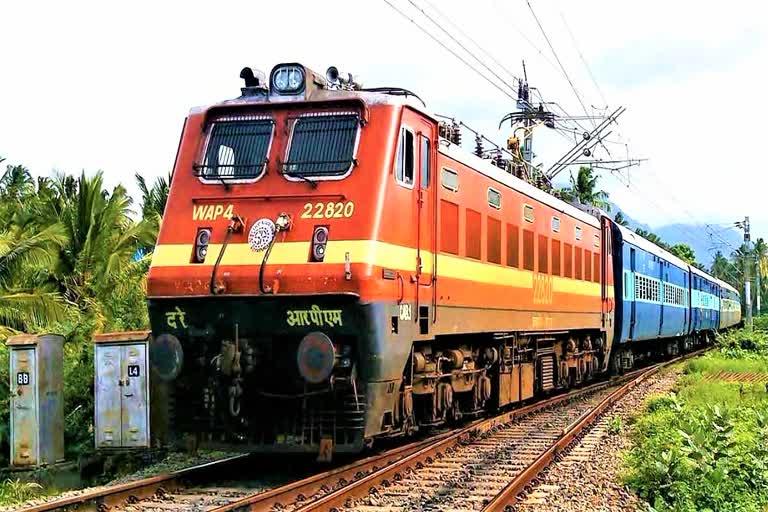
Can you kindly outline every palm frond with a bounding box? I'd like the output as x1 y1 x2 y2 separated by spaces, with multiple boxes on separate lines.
0 291 68 332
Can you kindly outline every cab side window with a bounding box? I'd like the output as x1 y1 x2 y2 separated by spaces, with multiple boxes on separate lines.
395 127 415 187
420 136 430 189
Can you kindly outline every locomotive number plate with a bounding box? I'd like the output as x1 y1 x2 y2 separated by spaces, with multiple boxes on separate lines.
301 201 355 219
399 303 412 321
16 372 30 386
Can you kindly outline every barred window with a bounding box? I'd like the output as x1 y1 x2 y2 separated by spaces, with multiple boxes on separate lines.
284 113 359 178
197 119 274 180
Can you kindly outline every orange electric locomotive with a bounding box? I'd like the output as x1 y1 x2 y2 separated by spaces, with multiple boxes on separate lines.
146 63 614 455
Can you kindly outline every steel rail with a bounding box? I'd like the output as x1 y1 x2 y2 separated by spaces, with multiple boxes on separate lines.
481 348 707 511
18 454 252 512
285 367 651 512
207 433 457 512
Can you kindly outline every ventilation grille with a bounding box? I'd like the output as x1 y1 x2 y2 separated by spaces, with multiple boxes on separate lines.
540 355 555 391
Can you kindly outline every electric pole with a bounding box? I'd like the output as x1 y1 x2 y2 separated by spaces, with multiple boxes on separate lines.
737 216 753 329
757 249 762 316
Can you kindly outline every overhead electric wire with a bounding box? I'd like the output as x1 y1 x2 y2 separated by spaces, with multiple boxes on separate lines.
491 0 562 74
406 0 524 102
420 0 525 93
559 10 609 110
525 0 592 125
380 0 519 102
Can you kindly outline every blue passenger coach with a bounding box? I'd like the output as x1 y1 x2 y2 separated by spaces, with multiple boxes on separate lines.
611 224 691 350
690 265 720 335
717 279 742 329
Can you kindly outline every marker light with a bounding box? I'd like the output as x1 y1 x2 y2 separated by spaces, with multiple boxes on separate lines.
194 228 212 263
312 226 329 262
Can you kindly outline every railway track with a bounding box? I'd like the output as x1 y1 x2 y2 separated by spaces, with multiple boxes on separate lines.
23 351 701 512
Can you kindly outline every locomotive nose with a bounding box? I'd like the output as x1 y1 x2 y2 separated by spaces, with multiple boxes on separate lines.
296 332 336 384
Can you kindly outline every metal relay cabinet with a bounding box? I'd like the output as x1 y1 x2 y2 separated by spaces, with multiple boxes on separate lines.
7 334 65 468
94 331 151 449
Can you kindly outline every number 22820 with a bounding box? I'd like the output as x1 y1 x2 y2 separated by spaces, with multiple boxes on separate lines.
301 201 355 219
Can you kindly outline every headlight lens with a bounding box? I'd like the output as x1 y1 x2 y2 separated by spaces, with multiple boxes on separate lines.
297 332 335 384
271 65 305 94
151 333 184 381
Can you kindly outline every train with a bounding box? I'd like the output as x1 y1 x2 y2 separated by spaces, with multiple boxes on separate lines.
142 62 741 456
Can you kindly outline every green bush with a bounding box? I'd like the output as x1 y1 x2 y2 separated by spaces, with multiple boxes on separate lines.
753 315 768 332
623 379 768 511
714 328 768 359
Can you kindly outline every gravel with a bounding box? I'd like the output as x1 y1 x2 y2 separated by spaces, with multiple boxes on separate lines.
1 450 239 512
512 367 683 512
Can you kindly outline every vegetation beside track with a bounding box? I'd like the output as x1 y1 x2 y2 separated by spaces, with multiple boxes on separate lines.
622 321 768 512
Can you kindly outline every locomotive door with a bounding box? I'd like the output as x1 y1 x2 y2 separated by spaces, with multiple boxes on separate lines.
412 114 436 331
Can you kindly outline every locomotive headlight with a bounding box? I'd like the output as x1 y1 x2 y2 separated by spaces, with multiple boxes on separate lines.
194 228 212 263
270 64 305 94
311 226 329 262
297 332 336 384
150 333 184 382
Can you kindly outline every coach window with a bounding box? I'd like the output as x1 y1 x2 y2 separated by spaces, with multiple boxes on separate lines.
575 226 583 241
551 216 560 233
420 136 430 189
395 127 415 187
488 188 501 209
441 167 459 192
523 204 534 223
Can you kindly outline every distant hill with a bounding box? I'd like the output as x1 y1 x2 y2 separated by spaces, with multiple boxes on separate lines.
609 204 742 268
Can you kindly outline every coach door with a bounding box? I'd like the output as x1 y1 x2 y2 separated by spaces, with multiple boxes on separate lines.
629 248 637 339
414 117 436 333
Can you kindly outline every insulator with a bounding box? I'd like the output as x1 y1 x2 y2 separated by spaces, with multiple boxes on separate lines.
438 121 449 140
451 122 462 145
474 135 484 157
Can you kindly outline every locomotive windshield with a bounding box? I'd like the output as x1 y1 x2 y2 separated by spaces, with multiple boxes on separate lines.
196 118 274 180
282 112 359 178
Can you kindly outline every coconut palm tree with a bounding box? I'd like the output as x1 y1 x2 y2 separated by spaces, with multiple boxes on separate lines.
614 211 630 227
42 171 155 305
0 225 68 334
136 172 170 220
710 251 733 280
561 167 611 211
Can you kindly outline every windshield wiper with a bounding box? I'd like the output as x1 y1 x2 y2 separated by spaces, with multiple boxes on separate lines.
283 171 318 189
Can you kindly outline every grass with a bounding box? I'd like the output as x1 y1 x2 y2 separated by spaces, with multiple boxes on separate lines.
686 353 768 375
621 321 768 512
0 478 45 506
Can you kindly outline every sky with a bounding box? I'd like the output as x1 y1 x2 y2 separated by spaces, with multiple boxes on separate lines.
1 0 766 249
